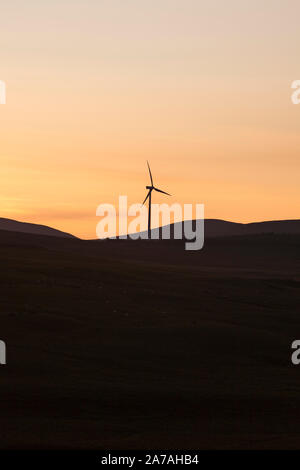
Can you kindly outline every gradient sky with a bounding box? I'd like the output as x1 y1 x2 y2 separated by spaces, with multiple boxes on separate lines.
0 0 300 238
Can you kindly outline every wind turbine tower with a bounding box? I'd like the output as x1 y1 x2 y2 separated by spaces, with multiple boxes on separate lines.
142 161 171 237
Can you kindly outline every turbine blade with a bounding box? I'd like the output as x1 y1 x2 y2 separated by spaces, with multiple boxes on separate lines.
142 191 151 205
154 187 171 196
147 160 153 186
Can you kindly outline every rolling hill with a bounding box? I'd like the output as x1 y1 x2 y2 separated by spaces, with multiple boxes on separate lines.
122 218 300 240
0 218 76 238
1 217 300 241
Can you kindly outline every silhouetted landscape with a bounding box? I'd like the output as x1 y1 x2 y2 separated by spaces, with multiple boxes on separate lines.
1 219 300 448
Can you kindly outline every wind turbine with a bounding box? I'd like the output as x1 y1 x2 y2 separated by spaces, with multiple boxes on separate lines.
142 161 171 237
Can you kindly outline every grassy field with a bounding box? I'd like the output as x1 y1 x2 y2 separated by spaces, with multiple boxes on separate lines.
0 230 300 448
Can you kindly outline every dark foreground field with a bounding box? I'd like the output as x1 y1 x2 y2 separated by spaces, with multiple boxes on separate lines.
0 229 300 449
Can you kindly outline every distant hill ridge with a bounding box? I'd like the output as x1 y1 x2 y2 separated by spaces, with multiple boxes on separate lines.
0 218 75 238
128 218 300 240
198 218 300 238
0 217 300 240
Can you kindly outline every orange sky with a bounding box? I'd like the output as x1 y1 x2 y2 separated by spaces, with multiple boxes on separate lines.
0 0 300 238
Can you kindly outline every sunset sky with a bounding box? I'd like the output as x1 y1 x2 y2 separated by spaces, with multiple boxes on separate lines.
0 0 300 238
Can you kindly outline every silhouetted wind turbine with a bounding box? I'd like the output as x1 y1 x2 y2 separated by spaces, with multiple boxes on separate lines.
142 161 171 237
